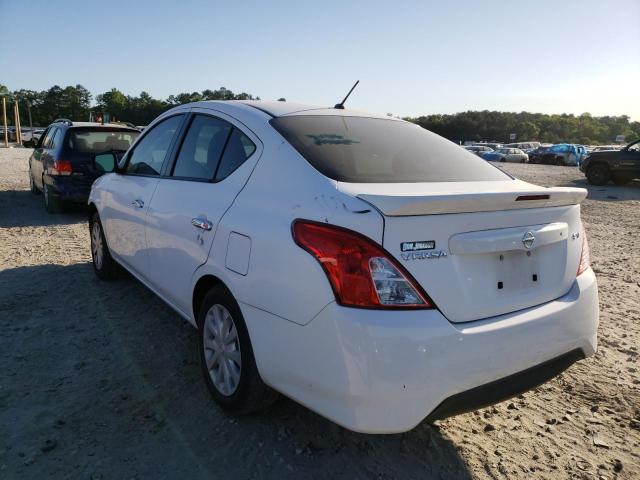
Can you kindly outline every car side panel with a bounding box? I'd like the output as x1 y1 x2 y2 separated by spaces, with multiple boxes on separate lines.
193 135 385 326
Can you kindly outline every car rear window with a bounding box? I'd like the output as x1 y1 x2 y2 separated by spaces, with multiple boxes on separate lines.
67 128 139 153
270 116 509 183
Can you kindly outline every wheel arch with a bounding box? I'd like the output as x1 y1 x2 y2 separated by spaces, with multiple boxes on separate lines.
587 160 610 171
192 274 230 325
87 202 98 223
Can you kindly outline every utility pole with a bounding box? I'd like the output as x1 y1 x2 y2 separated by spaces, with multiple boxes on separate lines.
27 101 33 132
14 101 23 146
2 97 8 147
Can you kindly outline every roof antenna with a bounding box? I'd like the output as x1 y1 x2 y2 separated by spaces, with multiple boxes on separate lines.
334 80 359 109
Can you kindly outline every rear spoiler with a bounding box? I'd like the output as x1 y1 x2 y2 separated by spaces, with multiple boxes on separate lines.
357 187 587 216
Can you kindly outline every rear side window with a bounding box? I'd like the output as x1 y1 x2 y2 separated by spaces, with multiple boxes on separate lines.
67 129 139 153
172 115 232 180
270 116 509 183
215 129 256 181
126 115 184 176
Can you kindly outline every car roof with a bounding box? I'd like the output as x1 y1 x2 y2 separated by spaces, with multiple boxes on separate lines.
177 100 399 121
50 121 138 130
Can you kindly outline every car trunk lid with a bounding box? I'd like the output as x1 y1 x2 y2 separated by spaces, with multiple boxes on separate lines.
339 180 587 323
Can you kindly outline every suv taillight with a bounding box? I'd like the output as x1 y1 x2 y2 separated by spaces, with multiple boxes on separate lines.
48 160 73 176
577 224 590 276
292 220 433 309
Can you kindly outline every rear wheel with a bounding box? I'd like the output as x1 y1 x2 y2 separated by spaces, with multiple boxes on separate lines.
198 285 279 414
43 179 62 213
586 164 610 186
90 212 119 280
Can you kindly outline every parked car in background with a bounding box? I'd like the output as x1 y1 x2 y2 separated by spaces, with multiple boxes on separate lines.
87 100 598 433
464 145 494 156
475 142 503 150
528 146 551 164
31 128 46 143
580 139 640 185
481 147 528 163
20 128 34 143
592 145 622 152
29 119 139 213
540 144 588 166
504 142 541 153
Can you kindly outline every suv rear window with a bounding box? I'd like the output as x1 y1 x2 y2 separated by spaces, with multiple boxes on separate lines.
270 116 509 183
67 128 139 153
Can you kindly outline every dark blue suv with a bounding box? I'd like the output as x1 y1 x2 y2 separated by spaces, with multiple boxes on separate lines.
29 119 140 212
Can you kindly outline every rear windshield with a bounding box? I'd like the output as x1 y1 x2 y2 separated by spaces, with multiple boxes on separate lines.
66 128 139 153
270 116 509 183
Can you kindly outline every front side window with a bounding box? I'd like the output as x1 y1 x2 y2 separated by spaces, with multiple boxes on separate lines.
172 115 232 180
125 115 184 176
49 128 63 149
271 116 509 183
42 127 57 148
628 141 640 153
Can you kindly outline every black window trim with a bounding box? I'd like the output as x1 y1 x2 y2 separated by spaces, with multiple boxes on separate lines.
162 111 257 184
120 113 188 178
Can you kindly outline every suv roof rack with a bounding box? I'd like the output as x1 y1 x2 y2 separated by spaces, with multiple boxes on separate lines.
52 118 73 126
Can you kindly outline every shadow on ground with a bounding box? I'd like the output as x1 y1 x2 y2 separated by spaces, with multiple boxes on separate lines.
0 263 472 479
0 189 86 228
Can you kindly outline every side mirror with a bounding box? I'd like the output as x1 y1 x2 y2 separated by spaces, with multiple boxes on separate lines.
93 152 117 173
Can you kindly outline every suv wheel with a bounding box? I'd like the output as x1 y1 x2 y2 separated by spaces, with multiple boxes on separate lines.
43 179 62 213
198 285 279 414
586 164 610 186
90 212 119 280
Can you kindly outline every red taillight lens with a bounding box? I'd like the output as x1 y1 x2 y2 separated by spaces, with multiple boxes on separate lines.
292 220 433 309
577 224 590 277
49 160 73 176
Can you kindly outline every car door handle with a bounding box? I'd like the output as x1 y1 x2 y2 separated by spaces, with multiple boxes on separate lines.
192 218 213 231
131 199 144 209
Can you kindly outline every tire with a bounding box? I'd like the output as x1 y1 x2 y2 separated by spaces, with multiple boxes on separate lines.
198 285 279 414
586 164 610 186
89 212 119 280
612 173 630 185
29 171 40 195
43 178 62 213
555 157 564 166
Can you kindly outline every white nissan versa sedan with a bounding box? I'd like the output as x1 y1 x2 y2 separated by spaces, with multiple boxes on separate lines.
88 101 599 434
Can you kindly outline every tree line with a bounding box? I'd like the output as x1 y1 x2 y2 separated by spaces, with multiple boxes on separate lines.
1 83 638 145
0 84 259 127
407 111 640 145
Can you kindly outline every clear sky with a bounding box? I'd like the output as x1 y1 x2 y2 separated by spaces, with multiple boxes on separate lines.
1 0 639 119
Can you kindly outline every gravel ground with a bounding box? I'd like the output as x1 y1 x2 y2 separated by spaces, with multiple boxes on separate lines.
0 148 638 479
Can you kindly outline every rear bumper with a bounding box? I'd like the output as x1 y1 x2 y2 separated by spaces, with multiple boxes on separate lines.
243 268 598 433
44 174 95 203
426 348 584 422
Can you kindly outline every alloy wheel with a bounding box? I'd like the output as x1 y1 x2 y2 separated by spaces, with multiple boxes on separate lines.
91 221 104 270
203 304 242 396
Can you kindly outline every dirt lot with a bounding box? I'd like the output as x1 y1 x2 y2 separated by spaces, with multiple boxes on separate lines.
0 148 638 479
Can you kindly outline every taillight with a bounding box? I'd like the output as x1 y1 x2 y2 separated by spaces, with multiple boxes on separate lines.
292 220 433 309
48 160 73 176
577 223 590 276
